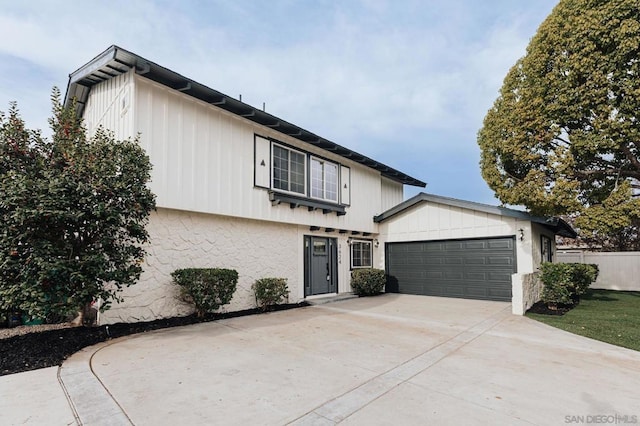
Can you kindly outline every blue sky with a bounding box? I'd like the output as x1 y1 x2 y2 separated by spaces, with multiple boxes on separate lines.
0 0 559 204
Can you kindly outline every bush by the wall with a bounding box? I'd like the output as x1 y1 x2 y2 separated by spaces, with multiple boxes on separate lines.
351 268 386 296
540 262 598 308
252 278 289 310
570 263 599 296
171 268 238 317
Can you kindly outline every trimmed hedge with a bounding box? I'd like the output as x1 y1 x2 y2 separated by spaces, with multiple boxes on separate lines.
540 262 599 308
171 268 238 317
351 268 386 296
253 278 289 310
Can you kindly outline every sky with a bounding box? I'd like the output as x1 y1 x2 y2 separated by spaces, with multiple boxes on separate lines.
0 0 559 204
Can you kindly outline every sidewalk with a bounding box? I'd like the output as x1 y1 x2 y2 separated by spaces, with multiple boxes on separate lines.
0 366 76 425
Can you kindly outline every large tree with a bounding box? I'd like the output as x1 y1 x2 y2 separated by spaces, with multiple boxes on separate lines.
0 90 156 322
478 0 640 250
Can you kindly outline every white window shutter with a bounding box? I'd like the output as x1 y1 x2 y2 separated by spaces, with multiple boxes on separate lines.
254 136 270 188
340 165 350 205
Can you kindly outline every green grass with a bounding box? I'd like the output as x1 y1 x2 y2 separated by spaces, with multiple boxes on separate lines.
526 289 640 352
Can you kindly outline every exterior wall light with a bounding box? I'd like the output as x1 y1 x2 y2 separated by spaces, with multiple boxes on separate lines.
519 229 525 241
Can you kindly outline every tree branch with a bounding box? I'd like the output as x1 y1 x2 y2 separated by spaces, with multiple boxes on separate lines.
621 142 640 172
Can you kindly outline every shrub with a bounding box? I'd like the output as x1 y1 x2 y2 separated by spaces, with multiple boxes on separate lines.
350 268 386 296
252 278 289 310
540 262 599 308
171 268 238 317
570 263 599 296
540 263 574 308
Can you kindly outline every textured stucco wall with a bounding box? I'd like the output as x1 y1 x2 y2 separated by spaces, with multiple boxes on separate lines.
100 208 299 324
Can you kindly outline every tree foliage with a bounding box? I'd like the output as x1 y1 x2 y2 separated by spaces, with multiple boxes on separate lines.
0 89 156 320
478 0 640 249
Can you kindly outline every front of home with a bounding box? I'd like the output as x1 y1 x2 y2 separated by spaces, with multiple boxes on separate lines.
65 46 575 324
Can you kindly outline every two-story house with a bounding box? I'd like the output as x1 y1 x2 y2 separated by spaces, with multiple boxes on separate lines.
65 46 575 324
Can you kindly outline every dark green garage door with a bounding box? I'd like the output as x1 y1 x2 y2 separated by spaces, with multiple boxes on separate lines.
386 237 516 302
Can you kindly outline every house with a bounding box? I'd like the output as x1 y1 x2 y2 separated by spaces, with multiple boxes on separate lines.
64 46 575 324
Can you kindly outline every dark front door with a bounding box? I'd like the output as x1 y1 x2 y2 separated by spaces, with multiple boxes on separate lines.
304 236 338 296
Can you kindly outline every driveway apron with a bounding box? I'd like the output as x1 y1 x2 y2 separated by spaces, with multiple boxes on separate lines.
60 294 640 425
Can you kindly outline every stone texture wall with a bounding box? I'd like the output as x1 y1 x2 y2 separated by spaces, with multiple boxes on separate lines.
511 271 542 315
100 208 299 324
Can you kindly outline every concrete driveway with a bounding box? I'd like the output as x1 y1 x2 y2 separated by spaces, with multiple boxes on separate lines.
47 295 640 424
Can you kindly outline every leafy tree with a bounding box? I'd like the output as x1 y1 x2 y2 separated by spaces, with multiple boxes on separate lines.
0 89 156 322
478 0 640 249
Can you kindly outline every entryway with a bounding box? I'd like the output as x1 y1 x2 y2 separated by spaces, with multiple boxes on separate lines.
304 236 338 296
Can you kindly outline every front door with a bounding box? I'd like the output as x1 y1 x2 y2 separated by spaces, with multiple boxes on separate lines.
304 236 338 296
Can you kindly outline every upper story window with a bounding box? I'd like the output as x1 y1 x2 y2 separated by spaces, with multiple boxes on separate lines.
351 240 372 269
272 144 306 195
255 135 349 215
311 157 338 202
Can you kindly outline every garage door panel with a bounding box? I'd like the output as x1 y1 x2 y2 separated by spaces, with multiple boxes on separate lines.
488 256 513 265
465 257 487 265
386 237 515 302
488 272 512 282
443 285 465 297
464 241 487 250
488 239 513 249
466 272 487 280
444 271 464 280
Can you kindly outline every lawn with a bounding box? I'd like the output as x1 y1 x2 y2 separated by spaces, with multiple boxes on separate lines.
526 289 640 352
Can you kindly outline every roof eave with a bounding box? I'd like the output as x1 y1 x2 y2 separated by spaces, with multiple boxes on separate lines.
63 45 426 188
374 192 578 238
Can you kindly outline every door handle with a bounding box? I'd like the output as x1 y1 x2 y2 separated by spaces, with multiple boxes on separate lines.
326 263 330 281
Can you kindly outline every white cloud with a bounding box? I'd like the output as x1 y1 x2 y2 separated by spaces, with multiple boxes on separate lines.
0 0 558 202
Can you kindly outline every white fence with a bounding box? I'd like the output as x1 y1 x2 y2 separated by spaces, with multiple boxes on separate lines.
557 251 640 291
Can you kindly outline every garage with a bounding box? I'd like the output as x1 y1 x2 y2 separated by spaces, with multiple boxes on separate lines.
385 237 516 301
375 193 578 308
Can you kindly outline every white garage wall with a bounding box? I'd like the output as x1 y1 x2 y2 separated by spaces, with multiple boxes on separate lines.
376 200 561 315
377 201 536 275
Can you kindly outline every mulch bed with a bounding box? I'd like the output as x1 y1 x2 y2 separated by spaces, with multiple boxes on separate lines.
526 299 579 316
0 302 308 377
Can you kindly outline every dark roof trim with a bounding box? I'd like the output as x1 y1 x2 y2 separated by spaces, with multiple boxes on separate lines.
64 45 426 188
374 193 577 238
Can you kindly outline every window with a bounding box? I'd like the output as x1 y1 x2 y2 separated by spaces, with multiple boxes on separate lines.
351 240 372 268
541 235 553 262
311 157 338 202
313 239 327 255
272 144 306 195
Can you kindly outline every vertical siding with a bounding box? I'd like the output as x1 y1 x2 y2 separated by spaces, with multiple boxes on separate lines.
377 201 539 275
83 70 134 140
134 75 385 233
380 177 403 212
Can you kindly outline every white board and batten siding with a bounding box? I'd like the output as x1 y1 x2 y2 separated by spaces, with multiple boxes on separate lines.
131 74 395 233
381 177 403 212
377 200 555 276
83 71 135 141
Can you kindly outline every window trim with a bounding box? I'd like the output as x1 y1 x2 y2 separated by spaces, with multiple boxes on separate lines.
260 135 351 211
350 239 373 269
310 155 339 204
271 142 307 197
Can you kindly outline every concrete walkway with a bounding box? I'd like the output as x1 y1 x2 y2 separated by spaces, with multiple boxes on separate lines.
3 294 640 425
